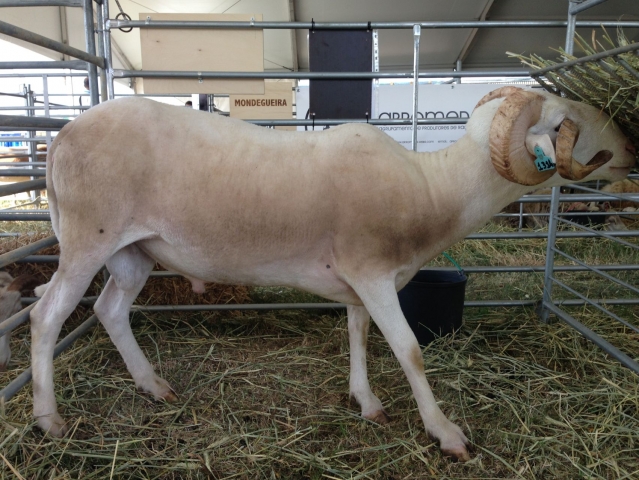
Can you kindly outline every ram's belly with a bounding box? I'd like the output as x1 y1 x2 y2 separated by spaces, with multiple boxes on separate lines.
136 233 362 305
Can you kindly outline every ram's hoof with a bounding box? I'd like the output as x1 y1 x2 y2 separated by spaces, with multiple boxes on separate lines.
364 408 391 425
429 420 472 462
37 413 69 438
137 374 178 403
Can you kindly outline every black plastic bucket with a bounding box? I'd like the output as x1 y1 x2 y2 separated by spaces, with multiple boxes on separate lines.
398 269 467 346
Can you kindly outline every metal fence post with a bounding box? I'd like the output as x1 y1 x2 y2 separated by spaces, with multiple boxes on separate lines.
101 0 114 100
83 0 99 106
411 24 421 152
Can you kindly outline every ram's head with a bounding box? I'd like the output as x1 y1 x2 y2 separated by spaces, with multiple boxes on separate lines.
473 86 637 186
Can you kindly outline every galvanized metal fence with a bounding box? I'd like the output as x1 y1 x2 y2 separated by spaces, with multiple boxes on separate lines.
0 0 637 402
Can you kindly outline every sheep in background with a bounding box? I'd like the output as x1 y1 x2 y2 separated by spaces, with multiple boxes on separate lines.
29 87 636 461
0 273 40 371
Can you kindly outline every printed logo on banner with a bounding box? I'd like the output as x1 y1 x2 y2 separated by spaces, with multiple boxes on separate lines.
296 84 525 152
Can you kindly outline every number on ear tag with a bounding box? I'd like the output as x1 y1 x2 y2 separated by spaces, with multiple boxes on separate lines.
533 146 555 172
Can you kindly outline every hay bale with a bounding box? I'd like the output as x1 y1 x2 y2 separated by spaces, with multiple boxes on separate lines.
0 231 250 305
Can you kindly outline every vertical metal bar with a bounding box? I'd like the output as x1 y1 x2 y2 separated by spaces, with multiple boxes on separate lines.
411 24 421 152
455 59 462 84
25 85 38 202
564 3 577 57
101 0 114 100
372 29 380 120
42 75 52 150
540 1 577 323
95 1 108 102
83 0 99 106
518 201 524 231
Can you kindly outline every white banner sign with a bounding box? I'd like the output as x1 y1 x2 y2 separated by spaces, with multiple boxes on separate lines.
296 83 520 152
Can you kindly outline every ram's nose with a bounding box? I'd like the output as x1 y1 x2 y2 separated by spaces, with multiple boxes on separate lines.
626 140 637 156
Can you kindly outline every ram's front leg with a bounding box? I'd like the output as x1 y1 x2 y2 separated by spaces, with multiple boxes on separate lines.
347 305 390 424
352 278 471 461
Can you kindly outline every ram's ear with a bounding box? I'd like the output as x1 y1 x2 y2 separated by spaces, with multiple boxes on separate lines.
525 133 556 164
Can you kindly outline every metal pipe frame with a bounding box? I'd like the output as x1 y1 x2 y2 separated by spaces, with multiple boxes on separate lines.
537 0 639 371
549 276 639 335
95 1 108 102
0 214 51 221
0 73 87 78
0 303 36 337
551 247 639 297
555 216 639 251
0 115 70 130
0 61 87 70
0 168 46 177
107 19 639 30
0 179 46 198
83 0 100 106
411 25 421 151
0 235 57 269
0 315 99 403
0 106 88 111
113 69 531 80
540 2 577 324
0 0 82 5
0 20 105 68
100 0 114 99
543 303 639 374
0 161 46 166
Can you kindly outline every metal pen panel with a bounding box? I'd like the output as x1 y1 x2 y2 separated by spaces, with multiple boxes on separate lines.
0 61 87 70
0 315 99 402
0 20 105 68
107 19 639 30
0 236 58 269
113 69 531 80
0 179 46 197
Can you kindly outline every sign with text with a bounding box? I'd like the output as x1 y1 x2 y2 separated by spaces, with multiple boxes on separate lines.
230 82 294 130
296 84 522 152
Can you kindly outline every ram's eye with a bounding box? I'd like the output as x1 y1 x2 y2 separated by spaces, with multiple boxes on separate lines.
554 123 562 132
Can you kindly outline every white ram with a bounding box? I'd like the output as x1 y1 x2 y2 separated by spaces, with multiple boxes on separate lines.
28 87 636 461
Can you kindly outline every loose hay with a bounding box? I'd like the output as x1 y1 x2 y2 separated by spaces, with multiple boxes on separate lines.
508 28 639 150
0 218 637 478
1 306 638 479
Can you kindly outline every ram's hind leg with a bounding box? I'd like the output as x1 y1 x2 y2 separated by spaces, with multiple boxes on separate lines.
31 260 106 436
348 305 390 424
93 244 177 402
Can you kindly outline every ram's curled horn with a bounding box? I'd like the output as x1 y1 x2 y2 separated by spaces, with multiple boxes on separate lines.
474 86 524 110
488 90 556 186
555 118 614 181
